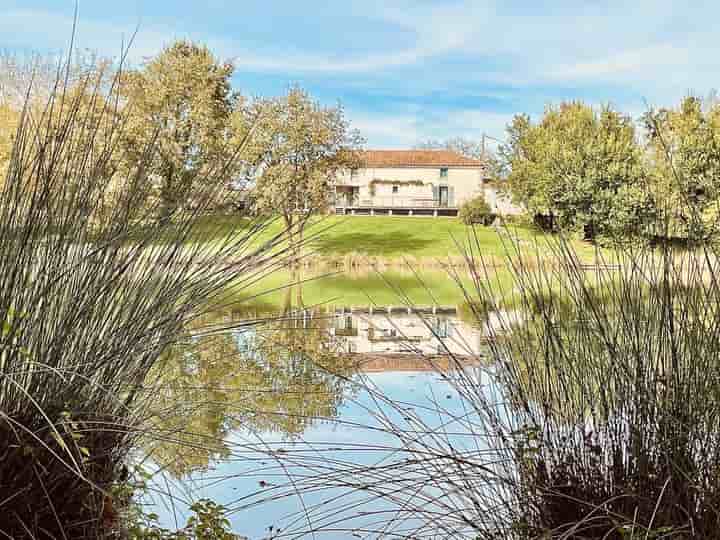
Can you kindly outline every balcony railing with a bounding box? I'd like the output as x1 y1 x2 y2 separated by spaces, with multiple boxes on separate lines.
335 196 455 208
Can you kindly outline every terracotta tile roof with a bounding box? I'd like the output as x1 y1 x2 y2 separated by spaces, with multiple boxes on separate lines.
360 150 484 168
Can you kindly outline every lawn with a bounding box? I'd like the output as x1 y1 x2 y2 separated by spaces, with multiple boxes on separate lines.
186 214 595 262
306 216 529 258
193 214 610 316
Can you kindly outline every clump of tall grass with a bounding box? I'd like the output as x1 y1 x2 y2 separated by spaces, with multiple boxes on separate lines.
0 55 290 538
445 241 720 538
468 240 720 539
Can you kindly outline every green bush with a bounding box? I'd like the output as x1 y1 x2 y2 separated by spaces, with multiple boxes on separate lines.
458 196 495 225
127 498 241 539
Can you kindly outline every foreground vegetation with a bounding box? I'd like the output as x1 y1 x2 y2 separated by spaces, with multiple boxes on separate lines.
236 240 720 539
0 52 291 538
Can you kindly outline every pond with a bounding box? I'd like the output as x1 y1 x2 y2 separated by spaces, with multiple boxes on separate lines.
128 251 720 540
142 268 521 538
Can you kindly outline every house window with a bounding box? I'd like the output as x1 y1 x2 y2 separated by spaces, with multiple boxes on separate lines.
433 318 451 338
440 167 449 179
392 185 399 193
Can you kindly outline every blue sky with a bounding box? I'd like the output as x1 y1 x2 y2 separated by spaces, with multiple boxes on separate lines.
1 1 718 149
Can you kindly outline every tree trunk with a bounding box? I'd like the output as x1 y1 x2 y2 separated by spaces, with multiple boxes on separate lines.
159 166 176 223
294 264 304 308
284 212 304 268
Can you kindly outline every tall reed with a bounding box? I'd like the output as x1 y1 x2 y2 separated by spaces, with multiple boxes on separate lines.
0 54 290 538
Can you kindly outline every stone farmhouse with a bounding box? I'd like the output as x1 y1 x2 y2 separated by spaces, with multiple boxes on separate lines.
334 149 521 217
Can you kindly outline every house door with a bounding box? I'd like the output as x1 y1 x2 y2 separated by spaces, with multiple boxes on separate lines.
438 186 449 207
345 187 359 206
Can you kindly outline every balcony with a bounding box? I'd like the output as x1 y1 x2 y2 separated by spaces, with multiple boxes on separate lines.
334 327 359 337
336 196 456 208
334 195 458 216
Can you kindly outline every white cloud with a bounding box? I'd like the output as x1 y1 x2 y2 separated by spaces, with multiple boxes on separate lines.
348 113 421 148
7 1 720 148
348 109 514 149
216 1 489 73
546 44 688 81
1 2 487 74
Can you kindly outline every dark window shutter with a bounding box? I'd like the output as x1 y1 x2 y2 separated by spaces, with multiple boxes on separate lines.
432 185 439 202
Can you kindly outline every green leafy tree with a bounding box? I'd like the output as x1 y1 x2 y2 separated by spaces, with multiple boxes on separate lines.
643 95 720 242
126 498 239 539
250 86 363 259
458 195 494 225
121 41 239 218
503 102 654 241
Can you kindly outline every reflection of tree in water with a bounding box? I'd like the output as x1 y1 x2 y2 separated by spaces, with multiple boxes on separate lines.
147 288 354 478
240 308 354 435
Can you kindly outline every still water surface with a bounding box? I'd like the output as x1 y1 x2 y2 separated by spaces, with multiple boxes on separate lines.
146 270 517 538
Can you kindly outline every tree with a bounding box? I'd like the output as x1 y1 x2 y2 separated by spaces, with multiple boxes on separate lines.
0 50 110 107
1 62 133 225
120 41 239 218
458 195 494 225
502 102 654 241
415 136 487 160
0 53 112 193
251 86 363 259
643 96 720 242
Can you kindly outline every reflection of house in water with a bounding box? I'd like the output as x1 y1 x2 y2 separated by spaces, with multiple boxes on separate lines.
331 306 490 357
200 304 523 373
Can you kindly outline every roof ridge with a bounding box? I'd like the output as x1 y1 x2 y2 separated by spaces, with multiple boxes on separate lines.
359 149 484 167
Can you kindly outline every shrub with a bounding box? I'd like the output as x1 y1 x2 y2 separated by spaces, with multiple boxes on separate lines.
127 498 241 539
458 195 496 225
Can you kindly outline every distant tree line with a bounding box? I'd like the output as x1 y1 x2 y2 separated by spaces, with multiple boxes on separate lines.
7 43 720 247
417 99 720 244
499 99 720 244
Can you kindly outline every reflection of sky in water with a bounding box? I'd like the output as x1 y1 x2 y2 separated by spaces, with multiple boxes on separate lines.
143 300 524 538
149 367 495 539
